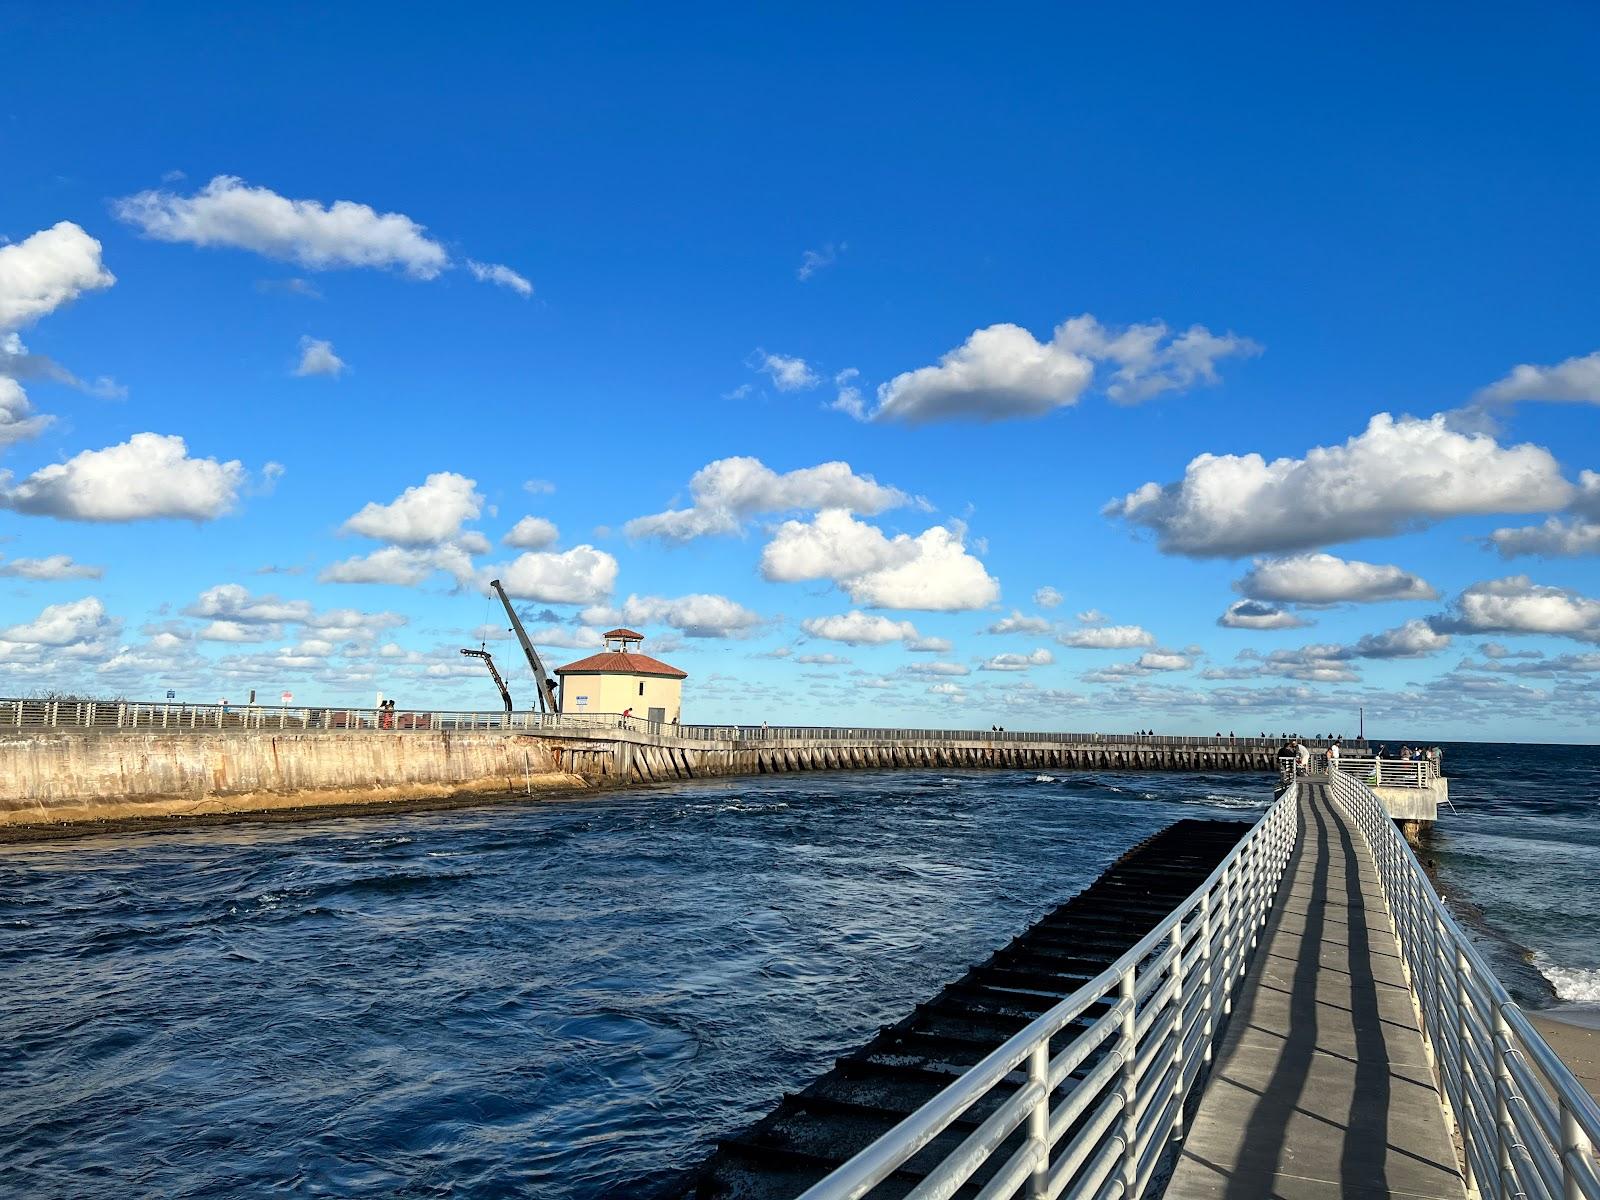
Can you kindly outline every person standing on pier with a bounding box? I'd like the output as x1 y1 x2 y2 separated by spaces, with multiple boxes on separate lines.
1328 741 1341 772
1295 740 1310 776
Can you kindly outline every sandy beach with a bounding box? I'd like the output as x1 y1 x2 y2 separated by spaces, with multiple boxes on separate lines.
1531 1010 1600 1104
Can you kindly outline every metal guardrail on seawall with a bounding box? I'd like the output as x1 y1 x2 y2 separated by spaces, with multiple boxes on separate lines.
793 783 1301 1200
0 698 1357 750
1330 768 1600 1200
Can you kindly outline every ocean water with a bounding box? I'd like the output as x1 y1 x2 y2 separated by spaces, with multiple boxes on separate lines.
0 769 1263 1198
0 748 1592 1195
1422 741 1600 1019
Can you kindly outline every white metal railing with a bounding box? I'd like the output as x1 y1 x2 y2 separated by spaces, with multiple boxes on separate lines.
0 697 1360 753
1330 768 1600 1200
0 699 654 736
1335 754 1439 788
1279 753 1440 790
796 784 1301 1200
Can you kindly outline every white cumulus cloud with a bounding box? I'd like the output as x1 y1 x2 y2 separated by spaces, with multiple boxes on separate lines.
0 377 52 447
800 611 922 646
1034 586 1063 608
1218 599 1312 630
752 351 820 392
0 433 246 521
864 314 1257 423
114 175 450 278
0 554 103 580
1058 624 1156 649
503 515 559 549
873 322 1093 424
625 456 908 542
760 509 999 611
1430 576 1600 641
319 543 477 588
1236 552 1437 604
1053 314 1261 405
582 593 765 639
186 583 313 624
293 336 345 377
495 545 618 604
0 596 117 646
1107 413 1574 557
1487 471 1600 558
1349 619 1451 659
1476 350 1600 406
981 649 1054 671
0 222 116 329
343 472 482 545
1487 517 1600 559
0 596 121 662
294 336 344 377
984 610 1053 635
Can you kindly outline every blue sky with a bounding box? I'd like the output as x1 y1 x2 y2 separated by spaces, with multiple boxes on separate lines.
3 4 1599 740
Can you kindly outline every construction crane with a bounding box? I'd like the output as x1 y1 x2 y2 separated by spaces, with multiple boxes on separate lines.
488 578 559 713
459 648 513 712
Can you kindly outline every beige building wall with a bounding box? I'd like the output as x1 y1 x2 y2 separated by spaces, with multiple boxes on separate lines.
560 672 681 722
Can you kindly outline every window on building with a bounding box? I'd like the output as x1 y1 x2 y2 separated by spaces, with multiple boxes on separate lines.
639 681 645 696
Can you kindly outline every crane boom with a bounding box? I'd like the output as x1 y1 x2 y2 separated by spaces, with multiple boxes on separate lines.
488 578 558 713
459 648 513 712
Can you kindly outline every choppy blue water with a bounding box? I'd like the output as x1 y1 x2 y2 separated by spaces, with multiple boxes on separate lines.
1424 742 1600 1016
0 769 1264 1198
0 748 1593 1196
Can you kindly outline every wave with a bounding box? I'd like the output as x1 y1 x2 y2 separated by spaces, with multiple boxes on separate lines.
1033 774 1057 783
1534 952 1600 1003
1196 793 1269 811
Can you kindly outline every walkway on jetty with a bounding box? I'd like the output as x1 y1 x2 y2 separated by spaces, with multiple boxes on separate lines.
1165 782 1463 1199
705 770 1600 1200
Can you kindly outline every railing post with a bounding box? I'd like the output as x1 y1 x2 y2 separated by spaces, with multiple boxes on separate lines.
1562 1097 1591 1200
1199 890 1215 1064
1246 836 1261 949
1169 917 1186 1139
1424 909 1442 1050
1027 1040 1049 1198
1494 1006 1513 1200
1118 968 1139 1196
1220 858 1236 1017
1456 947 1475 1195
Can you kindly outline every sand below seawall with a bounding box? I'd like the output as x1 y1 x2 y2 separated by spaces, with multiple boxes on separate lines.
1530 1011 1600 1105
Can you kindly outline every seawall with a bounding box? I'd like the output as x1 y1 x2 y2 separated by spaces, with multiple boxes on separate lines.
0 727 1281 832
0 729 591 828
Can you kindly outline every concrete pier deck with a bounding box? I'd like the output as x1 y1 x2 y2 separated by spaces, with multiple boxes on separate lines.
1165 782 1464 1200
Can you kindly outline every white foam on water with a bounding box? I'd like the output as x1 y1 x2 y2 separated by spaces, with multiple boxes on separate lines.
1034 774 1057 783
1534 952 1600 1003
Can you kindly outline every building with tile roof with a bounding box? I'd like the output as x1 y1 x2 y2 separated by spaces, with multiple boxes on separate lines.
555 628 686 724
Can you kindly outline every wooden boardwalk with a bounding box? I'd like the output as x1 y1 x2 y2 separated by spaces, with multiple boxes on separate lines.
1165 782 1465 1200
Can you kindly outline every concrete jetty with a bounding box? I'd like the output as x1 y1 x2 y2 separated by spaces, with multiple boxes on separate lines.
704 771 1598 1200
0 696 1362 830
1164 782 1464 1199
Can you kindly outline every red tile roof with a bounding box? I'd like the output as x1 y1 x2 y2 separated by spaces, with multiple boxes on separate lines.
556 650 687 679
602 627 645 641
